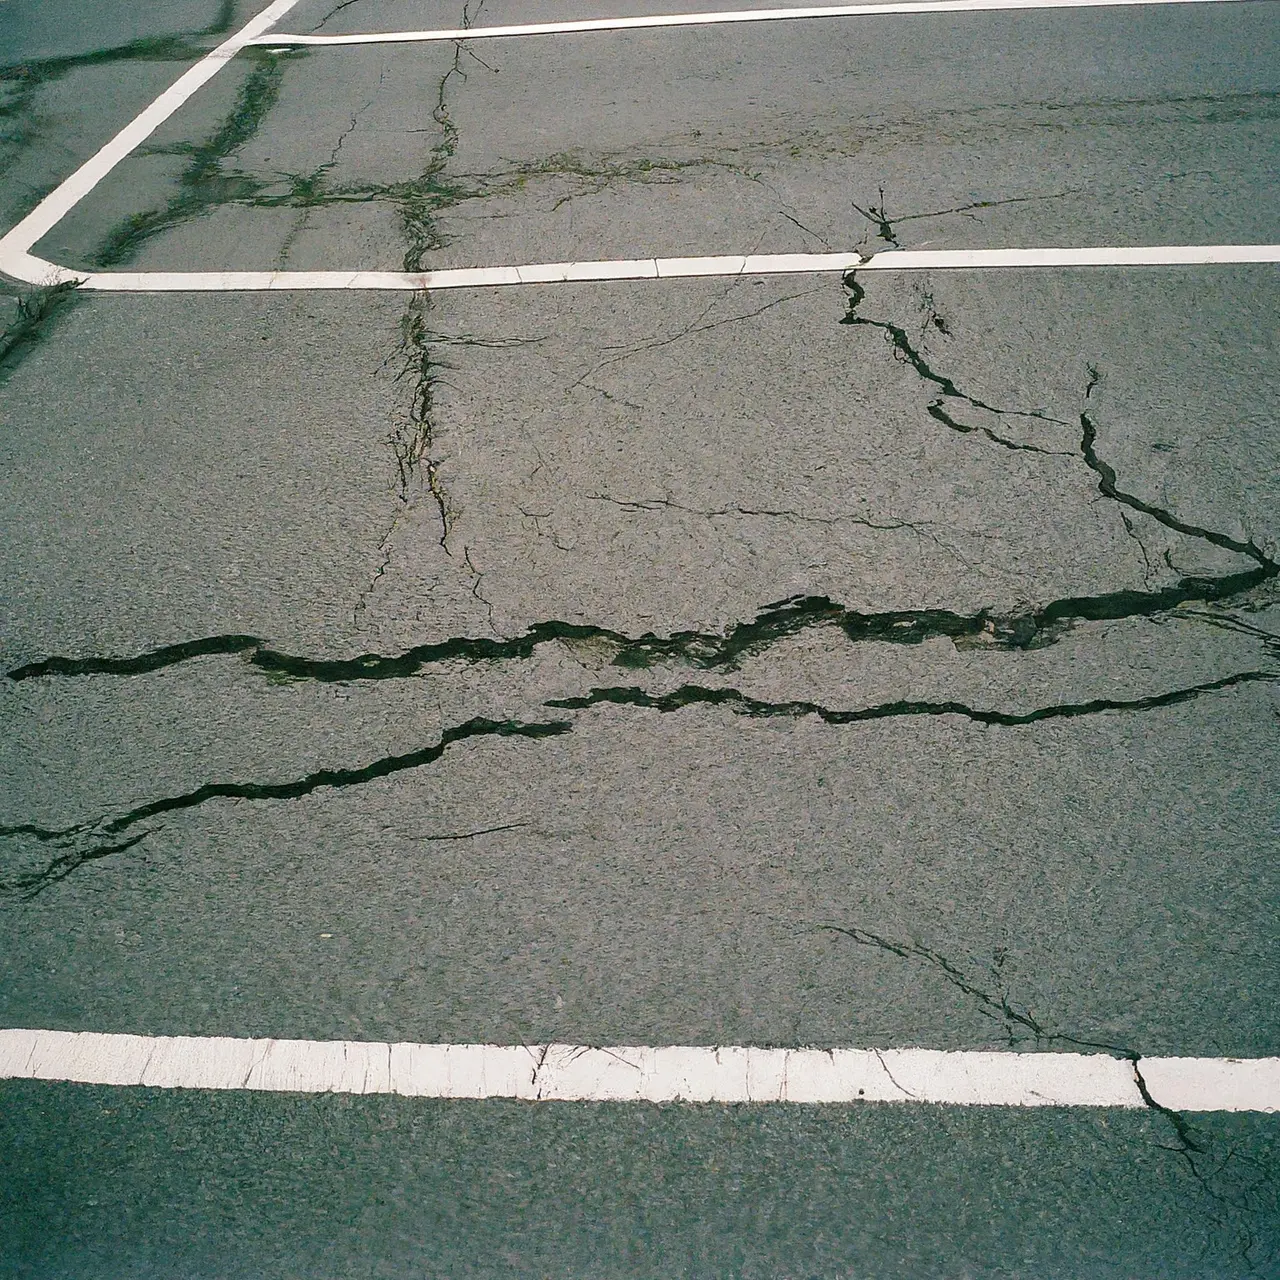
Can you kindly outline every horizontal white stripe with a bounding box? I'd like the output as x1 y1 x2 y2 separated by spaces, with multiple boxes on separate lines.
247 0 1260 47
2 1030 1277 1109
27 245 1277 291
1139 1057 1280 1113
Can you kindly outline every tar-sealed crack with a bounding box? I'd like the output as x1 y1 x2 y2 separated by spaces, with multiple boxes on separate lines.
821 922 1279 1272
0 717 569 899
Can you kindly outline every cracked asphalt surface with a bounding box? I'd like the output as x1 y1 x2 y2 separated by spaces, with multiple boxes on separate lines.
2 0 1279 1274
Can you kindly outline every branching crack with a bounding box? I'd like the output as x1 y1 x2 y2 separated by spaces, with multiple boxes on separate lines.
853 185 1083 248
348 10 492 618
839 278 1279 609
94 50 288 267
0 717 569 899
388 294 455 551
820 923 1278 1270
841 273 1069 453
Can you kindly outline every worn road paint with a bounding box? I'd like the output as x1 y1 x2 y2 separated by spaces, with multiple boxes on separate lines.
248 0 1265 48
1 1029 1277 1109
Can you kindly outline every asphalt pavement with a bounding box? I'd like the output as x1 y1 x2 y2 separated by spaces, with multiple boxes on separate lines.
2 0 1279 1274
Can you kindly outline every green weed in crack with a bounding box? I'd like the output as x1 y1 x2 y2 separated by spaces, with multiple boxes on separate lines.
0 25 235 155
93 49 288 267
0 24 254 369
0 282 79 381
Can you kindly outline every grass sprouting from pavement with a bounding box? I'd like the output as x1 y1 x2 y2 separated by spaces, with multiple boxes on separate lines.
93 50 288 267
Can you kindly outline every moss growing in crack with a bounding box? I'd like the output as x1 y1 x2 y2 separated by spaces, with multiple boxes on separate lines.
487 150 726 209
0 283 80 382
92 49 290 267
0 36 212 182
1 0 240 174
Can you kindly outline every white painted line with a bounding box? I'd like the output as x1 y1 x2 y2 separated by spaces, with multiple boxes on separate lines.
0 0 1274 294
246 0 1263 47
0 0 305 288
1139 1058 1280 1113
2 1030 1277 1109
50 245 1280 291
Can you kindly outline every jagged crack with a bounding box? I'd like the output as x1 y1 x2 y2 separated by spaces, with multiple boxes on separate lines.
546 670 1278 728
0 717 570 898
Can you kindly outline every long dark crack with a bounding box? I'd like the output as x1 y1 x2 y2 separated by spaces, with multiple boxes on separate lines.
0 717 570 899
10 574 1278 684
546 670 1278 728
1080 392 1271 570
841 275 1279 600
841 272 1071 454
821 923 1278 1271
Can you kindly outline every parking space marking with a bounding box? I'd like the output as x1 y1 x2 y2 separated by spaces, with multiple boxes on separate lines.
5 0 1274 289
51 245 1280 291
1 0 1273 291
0 0 305 288
249 0 1262 48
2 1029 1277 1110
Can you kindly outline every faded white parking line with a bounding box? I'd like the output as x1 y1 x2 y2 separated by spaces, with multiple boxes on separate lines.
248 0 1263 48
1 1029 1277 1110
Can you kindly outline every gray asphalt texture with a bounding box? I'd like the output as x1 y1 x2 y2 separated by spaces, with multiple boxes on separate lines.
2 0 1279 1274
